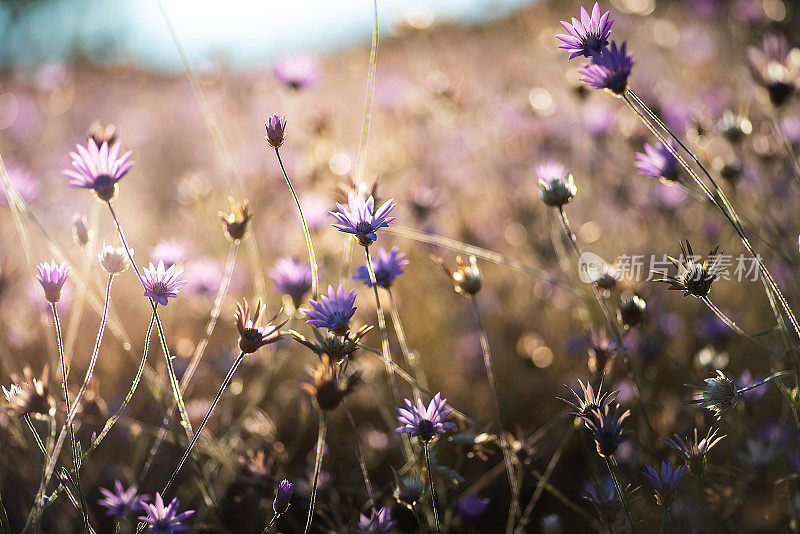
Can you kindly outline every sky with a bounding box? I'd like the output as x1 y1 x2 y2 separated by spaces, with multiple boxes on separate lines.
0 0 536 71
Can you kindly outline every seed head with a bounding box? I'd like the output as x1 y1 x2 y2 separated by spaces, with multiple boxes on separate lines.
301 355 360 411
234 299 286 354
618 293 646 327
219 198 253 242
693 370 738 420
663 427 725 479
654 240 721 298
433 255 483 296
5 365 55 420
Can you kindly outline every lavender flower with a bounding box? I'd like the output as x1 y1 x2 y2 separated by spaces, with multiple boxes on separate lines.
142 260 188 306
579 41 633 95
352 247 408 288
536 162 576 207
271 257 313 309
98 480 147 518
635 141 680 182
234 299 285 354
330 192 396 246
456 494 490 524
583 477 622 526
301 284 357 336
642 461 687 508
583 402 630 458
150 240 187 268
273 479 294 514
746 34 800 107
265 114 287 148
358 506 396 534
663 427 725 479
63 139 134 202
560 379 618 420
36 260 69 303
139 493 194 533
556 3 613 60
273 55 322 90
395 393 456 442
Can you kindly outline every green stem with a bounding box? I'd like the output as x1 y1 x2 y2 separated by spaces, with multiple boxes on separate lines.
343 400 376 510
737 370 794 393
657 507 668 534
700 296 781 355
387 288 426 396
354 0 379 183
260 512 281 534
276 149 319 300
605 457 636 533
304 412 328 534
423 442 441 534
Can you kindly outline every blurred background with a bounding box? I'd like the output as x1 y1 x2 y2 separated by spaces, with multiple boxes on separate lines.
1 0 800 532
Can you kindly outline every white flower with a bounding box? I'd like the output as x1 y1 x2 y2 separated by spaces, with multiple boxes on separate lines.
99 242 132 275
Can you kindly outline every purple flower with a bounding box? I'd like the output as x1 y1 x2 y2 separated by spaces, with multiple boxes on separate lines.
556 3 613 60
395 393 456 442
583 478 622 526
301 284 357 336
150 240 188 268
63 139 134 202
98 480 148 518
142 260 188 306
139 493 194 533
273 55 322 90
457 494 490 524
642 461 687 508
635 141 679 182
271 258 313 309
234 299 285 354
579 41 633 95
265 114 287 148
582 402 630 458
331 192 396 246
36 260 69 303
184 259 223 298
1 162 39 206
738 370 768 401
358 506 396 534
274 479 294 514
352 247 408 288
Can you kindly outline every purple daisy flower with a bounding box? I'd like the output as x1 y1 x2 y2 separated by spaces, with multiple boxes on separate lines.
63 139 134 202
457 494 490 524
352 247 408 288
358 506 397 534
36 260 70 303
642 461 687 508
98 480 148 518
301 284 357 336
556 3 613 60
142 260 188 306
271 258 313 309
139 493 194 533
272 55 322 90
579 40 633 95
635 141 679 181
330 192 396 246
274 479 294 514
265 114 287 148
395 393 456 442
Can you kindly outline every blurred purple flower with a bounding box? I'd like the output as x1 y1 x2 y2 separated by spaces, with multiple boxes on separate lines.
0 162 39 206
271 258 313 309
138 493 194 533
457 494 490 524
98 480 148 518
150 240 188 268
642 461 687 508
395 393 455 442
63 139 133 202
331 192 396 246
358 506 396 534
635 141 679 181
556 3 613 60
273 55 322 90
583 104 615 136
579 41 633 95
142 260 188 306
738 370 768 401
184 259 223 298
352 247 408 288
301 284 357 335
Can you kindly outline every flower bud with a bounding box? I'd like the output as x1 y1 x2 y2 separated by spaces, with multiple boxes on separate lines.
98 242 131 276
72 213 92 247
618 294 646 327
265 114 287 149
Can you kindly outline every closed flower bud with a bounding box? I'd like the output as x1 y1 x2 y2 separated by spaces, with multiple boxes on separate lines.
265 114 287 148
618 294 646 327
86 120 118 146
273 479 294 514
393 471 425 509
434 255 482 296
537 162 577 207
98 242 131 275
72 213 92 247
219 198 253 242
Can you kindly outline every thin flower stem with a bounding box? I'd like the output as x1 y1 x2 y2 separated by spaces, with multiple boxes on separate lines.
260 512 281 534
423 442 441 534
31 275 113 526
24 415 57 533
469 296 520 531
364 246 414 461
605 457 636 534
83 311 155 459
387 288 426 396
624 90 800 351
737 370 794 393
161 351 246 496
0 494 9 534
304 412 328 534
343 400 377 510
658 507 668 534
701 296 781 355
556 207 655 442
49 304 89 533
354 0 379 184
139 241 238 481
276 149 319 300
105 202 194 442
